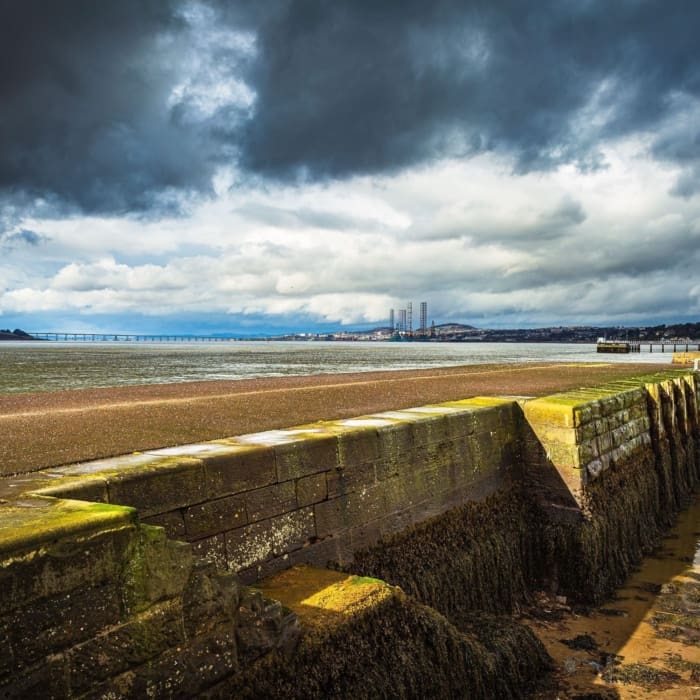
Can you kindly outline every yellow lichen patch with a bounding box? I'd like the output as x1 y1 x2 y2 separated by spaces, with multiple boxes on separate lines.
523 398 578 428
256 564 393 629
445 396 516 408
672 351 700 364
0 496 135 557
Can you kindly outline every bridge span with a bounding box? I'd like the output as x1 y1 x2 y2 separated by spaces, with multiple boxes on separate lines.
29 331 237 342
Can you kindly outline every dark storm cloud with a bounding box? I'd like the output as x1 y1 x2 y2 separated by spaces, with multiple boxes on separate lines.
0 0 225 215
239 0 700 181
2 0 700 214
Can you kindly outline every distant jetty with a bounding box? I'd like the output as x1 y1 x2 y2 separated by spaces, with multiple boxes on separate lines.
596 339 639 353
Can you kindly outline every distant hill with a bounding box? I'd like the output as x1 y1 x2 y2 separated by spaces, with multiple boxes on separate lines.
0 328 37 341
434 323 477 332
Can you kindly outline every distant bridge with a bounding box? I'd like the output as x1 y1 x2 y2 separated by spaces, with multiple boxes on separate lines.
29 332 238 342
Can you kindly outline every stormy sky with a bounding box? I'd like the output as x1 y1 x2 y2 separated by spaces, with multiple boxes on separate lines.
2 0 700 334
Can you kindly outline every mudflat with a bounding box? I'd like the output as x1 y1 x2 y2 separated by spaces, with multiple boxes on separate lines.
0 361 665 474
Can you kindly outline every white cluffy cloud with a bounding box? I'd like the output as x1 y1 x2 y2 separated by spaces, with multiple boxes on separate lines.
2 136 700 332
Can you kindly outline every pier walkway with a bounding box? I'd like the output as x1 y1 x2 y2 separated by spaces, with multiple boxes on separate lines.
0 361 663 476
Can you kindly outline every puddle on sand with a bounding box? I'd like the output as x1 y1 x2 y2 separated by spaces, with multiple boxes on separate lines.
527 493 700 699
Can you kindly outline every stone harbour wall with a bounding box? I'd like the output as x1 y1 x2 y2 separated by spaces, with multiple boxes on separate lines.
523 372 700 600
0 369 698 697
0 498 298 698
32 397 519 584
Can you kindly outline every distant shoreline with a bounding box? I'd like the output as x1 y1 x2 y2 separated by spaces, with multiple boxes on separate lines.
0 330 40 342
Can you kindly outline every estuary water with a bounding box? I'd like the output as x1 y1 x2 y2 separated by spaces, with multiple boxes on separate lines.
0 340 672 394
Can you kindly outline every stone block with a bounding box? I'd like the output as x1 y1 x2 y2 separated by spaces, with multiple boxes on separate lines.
185 495 247 539
470 403 519 435
96 626 238 699
376 421 414 458
236 590 299 664
245 481 297 523
524 398 577 428
0 653 67 699
314 487 385 538
66 600 185 696
610 418 647 448
205 441 277 498
575 420 602 443
442 409 478 439
107 457 206 517
8 582 121 668
374 454 402 482
446 469 505 505
348 520 382 552
373 422 415 481
326 459 376 498
577 439 600 466
572 403 594 426
378 474 412 514
190 534 227 571
143 510 187 539
312 496 348 538
0 522 136 614
334 426 380 468
404 413 449 447
288 537 342 570
467 432 514 474
183 562 238 638
444 434 475 471
398 455 441 503
123 526 193 614
326 468 348 499
32 476 109 504
378 508 414 539
296 472 328 506
274 435 338 481
596 430 613 454
225 509 315 572
531 423 577 447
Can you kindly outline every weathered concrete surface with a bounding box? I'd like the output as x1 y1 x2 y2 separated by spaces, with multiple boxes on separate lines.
0 362 662 475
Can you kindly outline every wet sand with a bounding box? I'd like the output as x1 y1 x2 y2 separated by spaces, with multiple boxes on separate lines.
529 493 700 699
1 361 663 474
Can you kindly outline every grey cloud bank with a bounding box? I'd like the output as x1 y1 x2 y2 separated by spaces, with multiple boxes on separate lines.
1 1 699 333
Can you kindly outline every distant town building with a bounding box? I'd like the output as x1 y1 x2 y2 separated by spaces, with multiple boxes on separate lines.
407 302 413 334
419 302 427 334
389 308 395 331
398 309 407 332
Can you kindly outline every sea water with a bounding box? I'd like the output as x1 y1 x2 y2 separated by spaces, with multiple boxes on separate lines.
0 340 673 394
